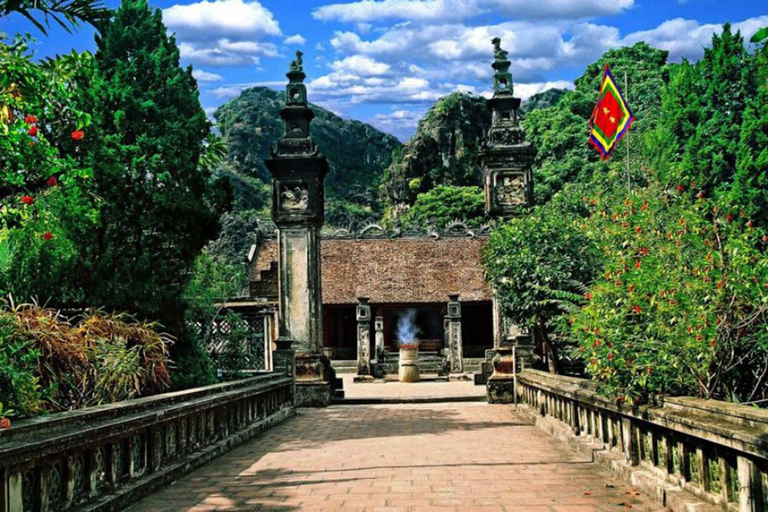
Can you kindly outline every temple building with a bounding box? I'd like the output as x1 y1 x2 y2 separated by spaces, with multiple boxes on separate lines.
246 223 495 367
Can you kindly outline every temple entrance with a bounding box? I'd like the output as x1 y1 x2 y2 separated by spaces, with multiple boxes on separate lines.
322 301 493 363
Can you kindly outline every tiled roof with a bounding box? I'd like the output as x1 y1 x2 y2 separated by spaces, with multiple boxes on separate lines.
250 237 492 304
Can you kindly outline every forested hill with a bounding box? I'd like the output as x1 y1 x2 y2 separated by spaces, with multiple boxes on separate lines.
380 88 568 209
214 87 401 224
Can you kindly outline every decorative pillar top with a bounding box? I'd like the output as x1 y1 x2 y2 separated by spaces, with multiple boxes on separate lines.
448 294 461 319
480 38 535 217
491 37 513 97
273 50 320 159
265 50 329 227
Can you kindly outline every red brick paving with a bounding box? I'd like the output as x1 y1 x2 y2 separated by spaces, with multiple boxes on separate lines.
127 403 662 512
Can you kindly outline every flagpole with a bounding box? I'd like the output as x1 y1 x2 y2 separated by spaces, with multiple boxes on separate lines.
625 71 631 193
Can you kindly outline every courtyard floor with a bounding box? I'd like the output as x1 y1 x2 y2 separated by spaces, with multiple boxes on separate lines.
127 401 662 512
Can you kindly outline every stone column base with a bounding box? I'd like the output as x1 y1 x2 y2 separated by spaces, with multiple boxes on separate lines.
486 346 516 404
295 353 343 407
296 381 334 407
487 377 516 404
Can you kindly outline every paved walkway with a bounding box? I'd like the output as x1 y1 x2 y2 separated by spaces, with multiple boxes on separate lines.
128 403 662 512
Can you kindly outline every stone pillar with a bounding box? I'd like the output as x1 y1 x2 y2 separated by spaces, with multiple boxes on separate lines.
447 294 463 374
374 314 385 363
265 51 338 407
356 298 371 376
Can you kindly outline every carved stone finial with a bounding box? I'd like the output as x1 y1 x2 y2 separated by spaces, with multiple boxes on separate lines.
491 38 513 96
290 50 304 73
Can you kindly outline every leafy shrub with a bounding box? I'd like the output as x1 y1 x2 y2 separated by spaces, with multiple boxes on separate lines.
0 302 172 416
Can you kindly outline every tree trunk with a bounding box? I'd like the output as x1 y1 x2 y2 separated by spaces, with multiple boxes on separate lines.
537 316 558 374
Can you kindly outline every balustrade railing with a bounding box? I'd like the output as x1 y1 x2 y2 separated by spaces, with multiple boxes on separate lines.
517 369 768 511
0 373 293 512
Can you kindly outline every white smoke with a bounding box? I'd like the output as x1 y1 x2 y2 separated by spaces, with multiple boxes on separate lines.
396 309 420 347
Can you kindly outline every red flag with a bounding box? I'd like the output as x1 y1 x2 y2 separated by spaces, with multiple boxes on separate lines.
589 64 635 160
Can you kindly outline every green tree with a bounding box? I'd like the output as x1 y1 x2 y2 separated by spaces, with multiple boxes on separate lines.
525 43 669 203
80 0 223 333
1 0 108 35
675 24 756 195
399 185 486 229
483 193 602 373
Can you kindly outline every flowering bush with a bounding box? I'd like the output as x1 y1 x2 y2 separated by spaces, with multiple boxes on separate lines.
573 182 768 403
0 34 98 302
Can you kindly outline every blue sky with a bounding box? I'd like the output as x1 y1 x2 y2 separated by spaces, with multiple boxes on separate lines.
2 0 767 140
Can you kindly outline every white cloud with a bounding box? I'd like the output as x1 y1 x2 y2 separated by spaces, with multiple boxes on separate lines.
164 0 282 67
514 80 574 101
179 43 258 66
164 0 280 41
622 16 768 62
313 0 634 23
372 108 426 140
193 69 225 82
284 34 307 45
331 55 392 76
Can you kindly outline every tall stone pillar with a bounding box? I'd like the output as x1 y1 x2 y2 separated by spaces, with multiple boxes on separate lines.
265 51 338 407
479 38 536 402
447 294 463 374
374 314 385 363
356 298 371 376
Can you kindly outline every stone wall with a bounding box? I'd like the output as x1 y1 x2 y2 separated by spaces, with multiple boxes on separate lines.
0 373 294 512
517 369 768 512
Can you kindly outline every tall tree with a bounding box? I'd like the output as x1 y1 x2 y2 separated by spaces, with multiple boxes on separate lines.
677 24 756 194
80 0 222 332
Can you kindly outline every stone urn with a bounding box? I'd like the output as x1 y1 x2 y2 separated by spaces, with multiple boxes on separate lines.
398 345 420 382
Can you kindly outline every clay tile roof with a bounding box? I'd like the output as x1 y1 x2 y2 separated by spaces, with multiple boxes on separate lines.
250 237 492 304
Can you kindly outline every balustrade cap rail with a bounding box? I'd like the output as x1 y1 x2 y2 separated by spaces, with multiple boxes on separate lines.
518 369 768 459
0 374 290 465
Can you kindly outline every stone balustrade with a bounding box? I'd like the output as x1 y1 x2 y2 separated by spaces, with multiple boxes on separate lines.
517 369 768 512
0 373 294 512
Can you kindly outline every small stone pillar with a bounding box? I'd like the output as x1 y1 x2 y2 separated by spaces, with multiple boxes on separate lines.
487 346 516 403
374 314 385 363
356 298 371 376
447 294 463 374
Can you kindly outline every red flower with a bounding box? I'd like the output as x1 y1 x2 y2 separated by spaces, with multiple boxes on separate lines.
0 418 10 429
710 339 716 347
717 280 723 289
691 181 697 188
46 176 58 187
608 352 614 361
647 366 652 375
635 226 642 234
634 260 641 269
28 125 37 137
697 191 704 199
726 213 734 223
21 195 34 205
677 185 684 193
43 231 53 241
628 284 635 292
24 115 37 125
593 339 601 347
584 292 593 300
71 130 85 141
746 220 753 228
633 305 641 314
763 235 768 243
640 247 649 256
641 201 648 212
